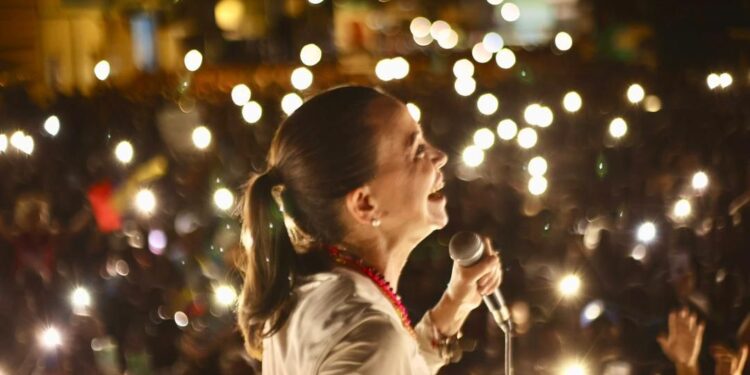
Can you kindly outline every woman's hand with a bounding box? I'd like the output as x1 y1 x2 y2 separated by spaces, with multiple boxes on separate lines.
430 237 502 336
712 344 748 375
444 237 502 310
657 308 705 375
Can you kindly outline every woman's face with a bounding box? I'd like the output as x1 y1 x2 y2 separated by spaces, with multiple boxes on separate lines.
367 98 449 240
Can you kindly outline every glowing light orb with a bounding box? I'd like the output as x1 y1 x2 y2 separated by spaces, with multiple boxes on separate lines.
39 326 62 350
528 156 548 176
300 44 322 66
281 93 303 115
561 362 587 375
462 145 485 167
477 93 499 115
517 127 538 149
71 287 92 310
558 274 581 297
673 199 692 219
497 119 518 140
554 32 573 51
242 101 263 124
174 311 189 327
692 171 709 190
192 126 212 149
707 73 721 89
231 84 251 106
719 72 733 88
453 59 475 78
44 115 60 136
291 67 313 90
644 95 661 112
454 77 477 96
582 300 604 322
410 17 431 38
183 50 203 72
528 176 548 195
608 117 628 138
501 3 521 22
626 83 645 104
636 222 657 243
134 189 157 215
473 128 495 150
437 30 459 49
115 141 134 164
483 32 504 52
472 42 493 63
94 60 110 81
213 188 235 211
563 91 582 112
214 284 238 307
0 134 7 153
495 48 516 69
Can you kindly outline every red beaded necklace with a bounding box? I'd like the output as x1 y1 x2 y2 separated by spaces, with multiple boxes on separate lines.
327 246 416 337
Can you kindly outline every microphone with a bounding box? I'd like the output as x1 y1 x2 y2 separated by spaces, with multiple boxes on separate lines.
449 231 511 330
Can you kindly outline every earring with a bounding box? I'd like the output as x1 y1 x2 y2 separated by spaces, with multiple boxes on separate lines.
371 218 381 227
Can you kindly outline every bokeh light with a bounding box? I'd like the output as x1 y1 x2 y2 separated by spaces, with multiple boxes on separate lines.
410 17 431 38
44 115 60 136
214 284 238 307
300 43 322 66
644 95 662 112
183 49 203 72
39 326 62 350
71 286 92 313
631 244 647 261
134 189 157 216
291 67 314 90
608 117 628 138
483 32 504 52
554 32 573 51
477 93 499 115
501 3 521 22
453 59 475 78
174 311 189 328
673 198 692 219
528 176 548 195
497 119 518 140
231 84 251 106
0 134 7 153
429 20 451 41
437 30 459 49
473 128 495 150
241 101 263 124
563 91 582 112
375 58 410 81
719 72 733 88
517 127 538 149
692 171 709 190
582 300 604 322
471 42 493 63
213 187 235 211
626 83 645 104
94 60 110 81
527 156 548 176
115 140 134 164
561 361 588 375
148 229 167 255
462 145 485 167
636 221 657 243
192 126 212 149
406 102 421 122
706 73 721 89
281 93 303 115
558 274 581 297
495 48 516 69
454 77 477 96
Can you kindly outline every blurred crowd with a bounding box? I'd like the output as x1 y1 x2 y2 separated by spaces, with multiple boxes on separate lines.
1 51 749 375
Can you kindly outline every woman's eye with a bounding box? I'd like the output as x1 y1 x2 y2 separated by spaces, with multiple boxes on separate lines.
415 144 427 159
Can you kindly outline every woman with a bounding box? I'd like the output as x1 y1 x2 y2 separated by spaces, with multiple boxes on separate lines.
238 86 502 374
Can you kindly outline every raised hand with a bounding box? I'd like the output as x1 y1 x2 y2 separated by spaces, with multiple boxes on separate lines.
657 308 705 373
711 344 748 375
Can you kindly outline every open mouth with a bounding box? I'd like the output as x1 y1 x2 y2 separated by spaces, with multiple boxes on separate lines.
428 183 445 202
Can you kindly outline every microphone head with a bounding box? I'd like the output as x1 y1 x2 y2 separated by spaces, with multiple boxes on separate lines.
449 231 485 267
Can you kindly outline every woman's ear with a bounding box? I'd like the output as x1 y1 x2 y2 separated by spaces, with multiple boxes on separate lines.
344 185 378 226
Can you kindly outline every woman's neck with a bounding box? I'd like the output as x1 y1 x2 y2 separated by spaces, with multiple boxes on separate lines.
338 235 415 292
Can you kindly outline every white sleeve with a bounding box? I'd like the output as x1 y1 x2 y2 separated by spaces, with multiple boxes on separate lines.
414 311 449 373
317 314 425 375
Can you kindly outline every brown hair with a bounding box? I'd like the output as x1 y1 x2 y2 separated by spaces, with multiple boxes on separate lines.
237 86 391 356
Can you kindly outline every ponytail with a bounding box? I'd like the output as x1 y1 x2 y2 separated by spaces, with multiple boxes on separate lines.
238 169 297 358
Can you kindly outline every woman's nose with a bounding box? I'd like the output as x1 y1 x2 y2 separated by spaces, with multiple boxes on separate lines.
431 147 448 168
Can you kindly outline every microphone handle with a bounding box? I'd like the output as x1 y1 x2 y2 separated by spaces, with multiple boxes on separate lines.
483 289 511 330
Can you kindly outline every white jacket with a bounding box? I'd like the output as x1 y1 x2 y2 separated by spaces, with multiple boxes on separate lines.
262 267 447 374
